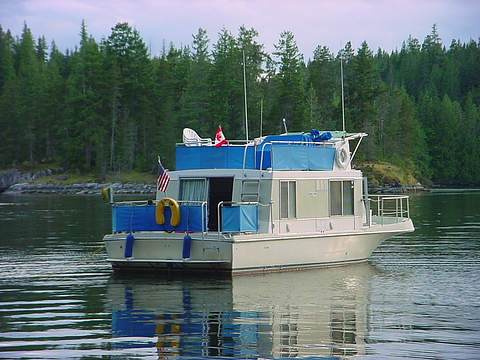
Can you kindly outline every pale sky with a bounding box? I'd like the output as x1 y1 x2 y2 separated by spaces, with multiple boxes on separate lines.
1 0 479 60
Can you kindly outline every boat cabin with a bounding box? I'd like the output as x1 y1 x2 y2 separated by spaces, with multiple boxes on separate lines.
155 130 370 236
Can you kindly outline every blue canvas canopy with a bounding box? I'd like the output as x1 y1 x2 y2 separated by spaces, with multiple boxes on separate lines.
175 132 337 171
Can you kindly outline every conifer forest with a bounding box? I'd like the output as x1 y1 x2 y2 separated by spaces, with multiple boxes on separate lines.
0 22 479 185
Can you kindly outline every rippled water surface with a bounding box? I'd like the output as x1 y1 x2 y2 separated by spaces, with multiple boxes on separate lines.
0 191 479 359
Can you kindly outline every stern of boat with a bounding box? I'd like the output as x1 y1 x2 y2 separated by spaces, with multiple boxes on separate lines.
104 231 232 272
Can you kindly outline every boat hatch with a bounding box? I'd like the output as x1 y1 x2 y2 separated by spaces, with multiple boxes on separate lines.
208 177 233 231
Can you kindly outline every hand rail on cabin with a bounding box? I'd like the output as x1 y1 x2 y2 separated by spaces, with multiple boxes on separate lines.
242 144 252 170
259 141 271 170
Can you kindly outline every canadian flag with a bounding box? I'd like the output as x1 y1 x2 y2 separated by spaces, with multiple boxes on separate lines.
215 126 227 147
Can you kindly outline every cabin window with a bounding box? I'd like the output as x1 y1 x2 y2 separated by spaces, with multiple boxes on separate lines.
179 178 206 204
280 181 296 219
330 180 354 216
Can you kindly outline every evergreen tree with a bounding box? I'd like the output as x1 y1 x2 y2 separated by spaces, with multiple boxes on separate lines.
459 92 480 184
210 28 243 138
430 95 460 184
0 26 17 167
43 41 65 161
350 41 383 160
308 45 337 129
16 23 41 165
151 44 191 170
237 26 266 139
180 28 211 134
337 42 355 131
272 31 307 132
377 87 429 176
36 35 48 63
104 22 153 171
0 26 15 93
62 21 104 171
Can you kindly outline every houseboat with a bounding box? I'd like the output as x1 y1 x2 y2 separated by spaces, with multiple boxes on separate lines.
103 128 414 274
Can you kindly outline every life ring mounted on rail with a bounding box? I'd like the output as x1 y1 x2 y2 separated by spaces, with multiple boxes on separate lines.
335 147 350 169
155 198 181 227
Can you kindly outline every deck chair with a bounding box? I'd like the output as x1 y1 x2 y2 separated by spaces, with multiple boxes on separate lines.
182 128 212 146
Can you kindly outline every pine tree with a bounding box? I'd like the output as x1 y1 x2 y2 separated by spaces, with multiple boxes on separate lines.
350 41 383 160
210 28 243 138
459 93 480 184
271 31 307 132
337 42 355 131
152 45 191 170
16 23 41 165
429 95 460 184
43 41 65 161
61 21 104 171
237 26 266 139
104 22 153 171
0 26 15 93
179 28 211 134
308 45 337 129
0 26 17 167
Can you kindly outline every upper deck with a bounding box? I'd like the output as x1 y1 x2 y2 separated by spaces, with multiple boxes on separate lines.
176 130 367 172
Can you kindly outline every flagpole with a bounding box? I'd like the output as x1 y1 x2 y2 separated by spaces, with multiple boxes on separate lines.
341 54 345 132
260 97 263 138
243 50 249 142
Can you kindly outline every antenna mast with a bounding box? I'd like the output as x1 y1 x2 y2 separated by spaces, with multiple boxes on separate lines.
260 98 263 138
341 54 345 132
243 50 249 141
282 118 288 133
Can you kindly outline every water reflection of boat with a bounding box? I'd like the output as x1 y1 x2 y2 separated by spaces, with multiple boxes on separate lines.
107 263 378 358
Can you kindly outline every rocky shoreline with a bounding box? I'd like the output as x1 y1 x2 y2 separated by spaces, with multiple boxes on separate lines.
368 183 428 194
4 182 157 195
0 168 156 195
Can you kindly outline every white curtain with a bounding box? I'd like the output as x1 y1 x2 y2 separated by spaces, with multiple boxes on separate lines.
180 179 206 204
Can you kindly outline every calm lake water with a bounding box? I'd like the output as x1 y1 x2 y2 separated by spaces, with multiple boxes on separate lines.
0 191 479 359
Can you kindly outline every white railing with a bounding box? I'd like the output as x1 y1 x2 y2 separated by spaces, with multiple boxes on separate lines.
368 195 410 225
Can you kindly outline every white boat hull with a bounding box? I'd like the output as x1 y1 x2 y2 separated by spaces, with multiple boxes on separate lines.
104 218 413 274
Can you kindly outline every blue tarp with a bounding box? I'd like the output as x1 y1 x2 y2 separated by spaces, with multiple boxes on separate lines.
222 205 258 233
272 145 336 170
176 146 256 170
310 129 332 141
112 205 205 233
256 133 313 169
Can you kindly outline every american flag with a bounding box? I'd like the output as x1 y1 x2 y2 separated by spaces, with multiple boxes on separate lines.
157 156 170 192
